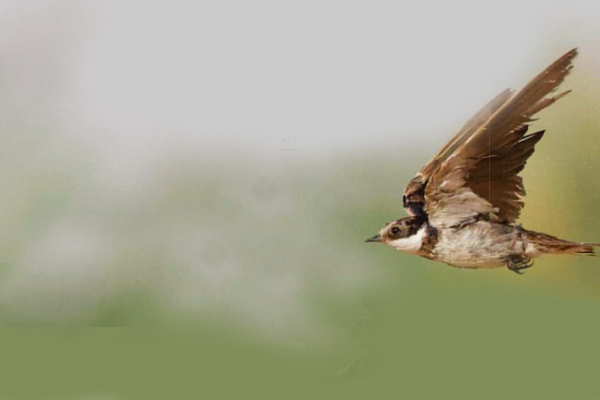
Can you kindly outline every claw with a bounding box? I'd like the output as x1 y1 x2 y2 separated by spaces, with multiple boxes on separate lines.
506 255 533 274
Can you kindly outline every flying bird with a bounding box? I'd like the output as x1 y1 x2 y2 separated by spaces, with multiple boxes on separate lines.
366 48 597 273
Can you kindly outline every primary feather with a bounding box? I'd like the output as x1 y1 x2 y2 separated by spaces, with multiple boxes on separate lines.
404 48 578 228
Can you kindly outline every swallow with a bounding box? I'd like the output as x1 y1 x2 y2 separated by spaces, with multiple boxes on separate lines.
366 48 598 273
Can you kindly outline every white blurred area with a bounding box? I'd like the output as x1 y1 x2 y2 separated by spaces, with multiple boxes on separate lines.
0 0 598 335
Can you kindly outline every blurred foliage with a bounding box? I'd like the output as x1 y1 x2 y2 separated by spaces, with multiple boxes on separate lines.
1 4 600 395
2 91 600 396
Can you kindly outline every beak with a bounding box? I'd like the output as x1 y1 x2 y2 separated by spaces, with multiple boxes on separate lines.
365 234 382 243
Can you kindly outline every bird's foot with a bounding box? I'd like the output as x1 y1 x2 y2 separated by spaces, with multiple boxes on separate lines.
506 255 534 275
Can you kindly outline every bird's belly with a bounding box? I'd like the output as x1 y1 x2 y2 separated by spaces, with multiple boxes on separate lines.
432 224 521 269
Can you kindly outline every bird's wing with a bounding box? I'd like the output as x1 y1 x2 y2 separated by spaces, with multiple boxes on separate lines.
403 88 512 217
403 48 577 228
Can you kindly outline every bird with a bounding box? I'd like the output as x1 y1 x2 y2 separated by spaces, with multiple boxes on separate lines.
365 48 598 274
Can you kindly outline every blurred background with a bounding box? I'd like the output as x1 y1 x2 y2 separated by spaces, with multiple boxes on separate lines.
1 0 600 396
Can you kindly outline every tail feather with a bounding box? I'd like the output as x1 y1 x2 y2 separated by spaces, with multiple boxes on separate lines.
580 243 600 255
524 229 598 256
574 244 597 256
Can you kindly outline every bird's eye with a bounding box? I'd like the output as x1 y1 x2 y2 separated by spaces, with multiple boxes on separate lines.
391 226 400 235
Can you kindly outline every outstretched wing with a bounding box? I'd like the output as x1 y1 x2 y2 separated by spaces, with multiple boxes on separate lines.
403 48 578 228
403 88 513 217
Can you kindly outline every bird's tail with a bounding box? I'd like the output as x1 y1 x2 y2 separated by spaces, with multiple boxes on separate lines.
524 229 598 256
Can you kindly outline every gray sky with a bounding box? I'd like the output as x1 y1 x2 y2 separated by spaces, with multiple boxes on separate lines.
2 0 598 157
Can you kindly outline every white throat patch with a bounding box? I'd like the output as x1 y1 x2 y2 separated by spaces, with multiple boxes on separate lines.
387 226 427 254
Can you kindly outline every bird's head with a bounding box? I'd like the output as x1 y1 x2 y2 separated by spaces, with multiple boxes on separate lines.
365 216 427 254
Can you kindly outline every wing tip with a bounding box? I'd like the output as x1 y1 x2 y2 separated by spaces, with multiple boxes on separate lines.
560 48 579 64
541 48 578 79
557 48 579 71
554 89 572 101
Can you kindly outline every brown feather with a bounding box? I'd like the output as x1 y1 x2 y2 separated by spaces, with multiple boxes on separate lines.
427 88 514 165
524 229 597 255
413 48 578 227
403 89 512 214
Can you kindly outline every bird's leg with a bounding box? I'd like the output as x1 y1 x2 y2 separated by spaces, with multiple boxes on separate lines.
506 254 534 274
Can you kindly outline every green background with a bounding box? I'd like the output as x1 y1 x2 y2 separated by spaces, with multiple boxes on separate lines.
1 1 600 399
